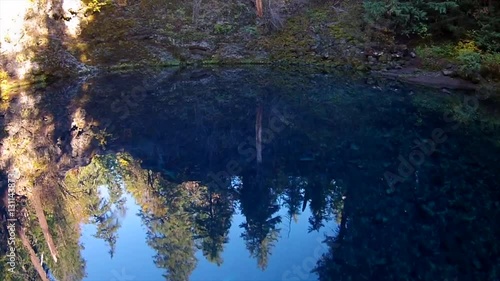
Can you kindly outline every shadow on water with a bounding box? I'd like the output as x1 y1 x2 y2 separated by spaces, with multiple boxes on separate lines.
1 66 500 281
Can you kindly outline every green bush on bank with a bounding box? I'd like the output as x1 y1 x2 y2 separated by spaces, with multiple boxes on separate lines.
481 53 500 80
363 0 458 36
416 40 500 81
363 0 499 41
473 13 500 52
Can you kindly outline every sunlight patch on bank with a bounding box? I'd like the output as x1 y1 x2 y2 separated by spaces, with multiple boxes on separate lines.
0 0 31 54
0 0 40 80
63 0 83 37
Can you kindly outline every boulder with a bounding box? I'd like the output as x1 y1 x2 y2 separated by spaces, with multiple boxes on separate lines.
442 69 455 76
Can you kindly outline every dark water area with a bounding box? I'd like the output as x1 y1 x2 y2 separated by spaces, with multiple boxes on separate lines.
1 67 500 281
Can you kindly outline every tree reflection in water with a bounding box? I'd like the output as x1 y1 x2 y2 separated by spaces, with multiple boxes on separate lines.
1 68 499 281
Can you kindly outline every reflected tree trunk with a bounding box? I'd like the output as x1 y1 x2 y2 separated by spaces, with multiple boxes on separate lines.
256 104 263 163
18 227 50 281
31 191 58 263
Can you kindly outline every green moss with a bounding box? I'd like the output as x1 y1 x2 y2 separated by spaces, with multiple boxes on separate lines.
201 59 222 65
106 59 182 72
213 23 234 35
329 24 349 39
264 14 315 62
262 1 365 67
156 59 182 67
415 44 457 70
306 9 329 22
238 59 269 64
107 63 144 71
207 58 270 65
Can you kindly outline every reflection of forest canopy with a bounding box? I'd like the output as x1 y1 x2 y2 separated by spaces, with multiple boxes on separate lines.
2 68 499 281
65 155 127 259
110 153 236 280
239 168 282 270
70 70 500 281
60 147 345 280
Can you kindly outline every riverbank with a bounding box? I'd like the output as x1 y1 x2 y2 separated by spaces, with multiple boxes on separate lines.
1 0 498 95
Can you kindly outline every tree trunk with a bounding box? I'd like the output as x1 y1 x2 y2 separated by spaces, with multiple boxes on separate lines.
256 104 263 163
18 227 50 281
31 191 58 263
256 0 263 17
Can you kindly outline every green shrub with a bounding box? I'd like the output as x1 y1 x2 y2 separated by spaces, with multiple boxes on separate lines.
363 0 458 36
481 53 500 80
474 14 500 52
453 40 481 78
475 29 500 53
84 0 111 14
364 0 427 36
457 51 482 77
416 41 499 81
455 40 480 56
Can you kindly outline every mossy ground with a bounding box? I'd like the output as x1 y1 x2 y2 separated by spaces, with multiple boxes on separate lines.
262 1 366 67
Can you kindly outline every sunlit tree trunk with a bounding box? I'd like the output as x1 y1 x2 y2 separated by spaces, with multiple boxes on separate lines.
256 104 263 163
256 0 263 17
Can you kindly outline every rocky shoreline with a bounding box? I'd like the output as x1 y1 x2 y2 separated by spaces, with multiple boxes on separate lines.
0 0 498 94
371 68 479 91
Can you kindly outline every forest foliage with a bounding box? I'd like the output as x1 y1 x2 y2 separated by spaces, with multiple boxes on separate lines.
363 0 499 52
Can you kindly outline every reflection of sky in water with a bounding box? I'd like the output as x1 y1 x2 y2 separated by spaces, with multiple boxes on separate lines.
81 184 335 281
191 207 334 281
81 187 163 281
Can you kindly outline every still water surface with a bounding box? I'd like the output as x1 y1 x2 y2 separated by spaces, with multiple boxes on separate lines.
6 67 499 281
74 67 499 281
